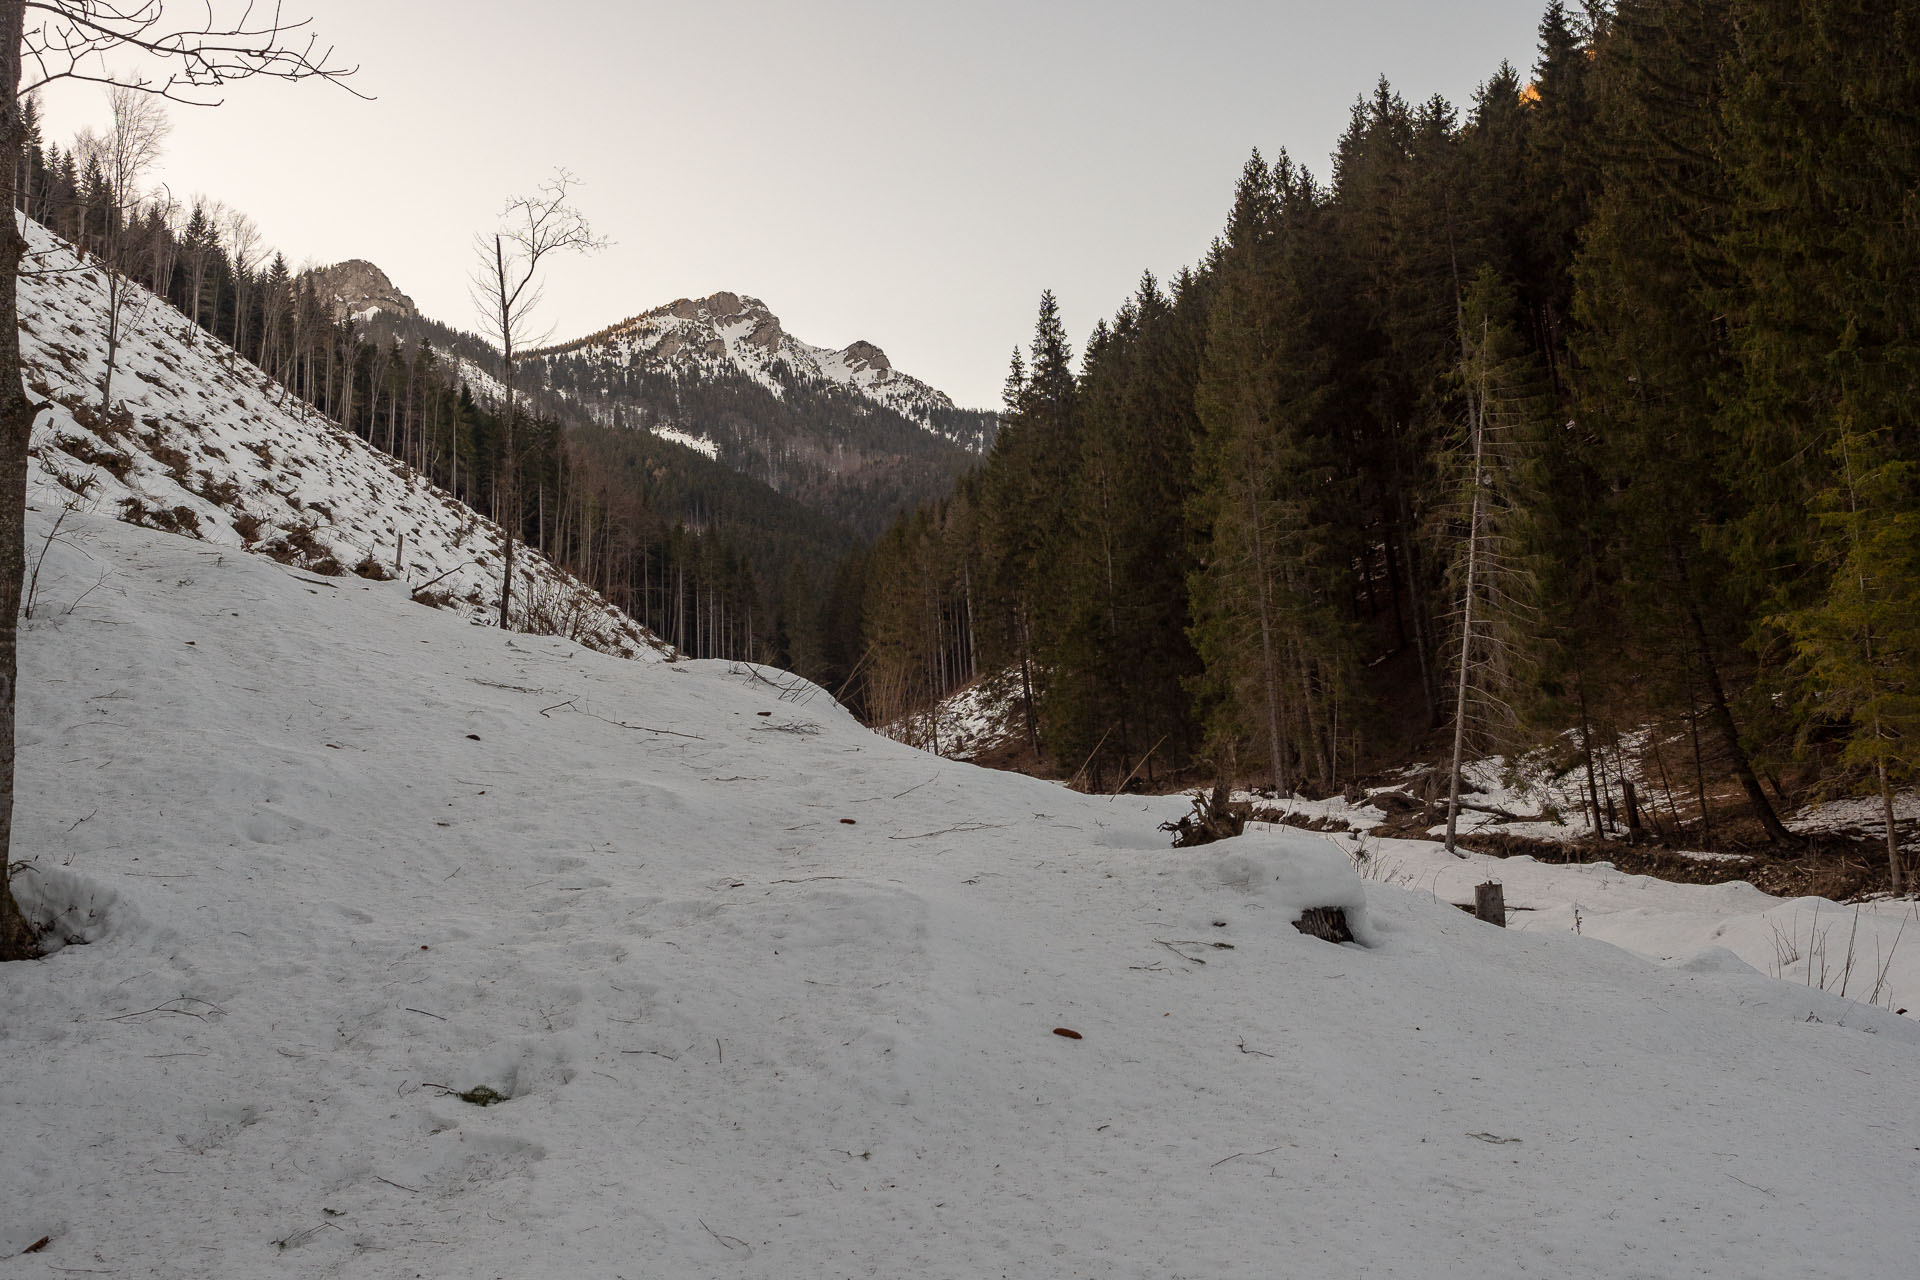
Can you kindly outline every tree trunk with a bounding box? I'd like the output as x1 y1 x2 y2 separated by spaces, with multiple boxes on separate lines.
1243 470 1290 797
1879 753 1904 896
99 268 122 415
1670 540 1792 843
495 236 516 632
1446 376 1487 858
1 0 43 958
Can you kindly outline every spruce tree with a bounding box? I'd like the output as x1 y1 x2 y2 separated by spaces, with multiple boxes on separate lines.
1573 0 1793 842
1189 152 1353 793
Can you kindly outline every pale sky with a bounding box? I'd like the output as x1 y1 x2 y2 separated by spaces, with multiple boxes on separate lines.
37 1 1549 409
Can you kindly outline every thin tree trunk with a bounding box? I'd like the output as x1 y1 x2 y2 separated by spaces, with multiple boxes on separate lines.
1 0 44 958
495 235 516 631
1446 337 1489 858
1577 673 1605 836
99 269 122 414
1670 539 1791 843
1878 753 1903 895
1244 472 1289 797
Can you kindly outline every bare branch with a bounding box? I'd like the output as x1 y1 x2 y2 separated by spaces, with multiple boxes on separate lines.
21 1 367 105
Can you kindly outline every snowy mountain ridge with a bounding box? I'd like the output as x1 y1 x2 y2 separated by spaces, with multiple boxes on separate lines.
530 291 980 446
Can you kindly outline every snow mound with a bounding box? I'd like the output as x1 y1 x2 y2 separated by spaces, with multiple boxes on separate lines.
6 507 1920 1278
1204 830 1375 945
8 864 130 953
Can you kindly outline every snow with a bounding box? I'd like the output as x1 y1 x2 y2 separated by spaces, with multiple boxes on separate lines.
5 504 1920 1278
650 422 721 460
530 291 975 441
1225 812 1920 1021
19 215 660 659
886 667 1026 759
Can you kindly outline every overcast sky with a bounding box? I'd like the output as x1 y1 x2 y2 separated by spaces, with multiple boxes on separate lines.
38 1 1549 408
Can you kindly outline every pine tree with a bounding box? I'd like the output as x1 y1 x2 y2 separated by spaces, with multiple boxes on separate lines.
1189 152 1354 793
1717 0 1920 799
1573 0 1793 842
1774 426 1920 890
978 294 1079 758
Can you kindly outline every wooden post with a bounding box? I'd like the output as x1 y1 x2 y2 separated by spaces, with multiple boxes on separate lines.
1474 881 1506 927
1623 780 1643 845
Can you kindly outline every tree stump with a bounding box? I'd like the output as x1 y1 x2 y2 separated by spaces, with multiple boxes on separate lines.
1474 881 1506 927
1293 907 1354 944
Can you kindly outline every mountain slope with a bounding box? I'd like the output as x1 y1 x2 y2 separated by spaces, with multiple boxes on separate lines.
20 216 660 658
532 291 992 449
307 262 988 543
525 293 993 536
4 504 1917 1277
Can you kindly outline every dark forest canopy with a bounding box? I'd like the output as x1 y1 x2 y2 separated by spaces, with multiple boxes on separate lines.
849 0 1920 884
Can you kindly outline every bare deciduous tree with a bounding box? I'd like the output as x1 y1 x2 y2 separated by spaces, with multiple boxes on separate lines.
85 83 169 412
470 170 605 631
0 1 358 961
222 205 260 353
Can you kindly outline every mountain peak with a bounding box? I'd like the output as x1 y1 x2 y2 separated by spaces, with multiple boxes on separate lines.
837 340 891 375
537 290 985 448
306 259 418 324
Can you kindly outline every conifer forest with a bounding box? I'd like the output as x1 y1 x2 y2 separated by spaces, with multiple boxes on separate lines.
849 1 1920 885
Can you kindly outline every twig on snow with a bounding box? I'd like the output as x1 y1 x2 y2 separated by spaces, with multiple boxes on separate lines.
888 822 1008 840
1210 1145 1283 1170
699 1219 753 1258
1155 940 1206 966
892 774 939 800
539 698 704 739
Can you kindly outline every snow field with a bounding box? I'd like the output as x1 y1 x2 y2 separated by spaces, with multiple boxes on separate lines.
4 508 1918 1278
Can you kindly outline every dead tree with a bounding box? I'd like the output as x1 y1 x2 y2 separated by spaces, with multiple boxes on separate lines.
1440 274 1544 857
470 170 604 631
84 83 170 413
0 1 359 961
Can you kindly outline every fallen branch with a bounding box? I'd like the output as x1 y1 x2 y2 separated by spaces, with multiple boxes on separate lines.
699 1219 753 1258
408 561 473 598
1155 940 1206 965
1108 735 1168 798
538 698 705 739
1065 725 1115 792
1210 1145 1283 1170
888 822 1008 840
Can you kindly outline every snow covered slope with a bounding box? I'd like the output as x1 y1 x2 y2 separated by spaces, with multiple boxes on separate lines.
533 290 976 442
19 216 660 659
5 506 1918 1279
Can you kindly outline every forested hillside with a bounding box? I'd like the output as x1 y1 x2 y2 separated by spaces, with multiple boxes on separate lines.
851 1 1920 884
15 112 890 665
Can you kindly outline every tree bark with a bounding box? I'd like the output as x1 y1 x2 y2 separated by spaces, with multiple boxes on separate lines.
0 0 42 958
